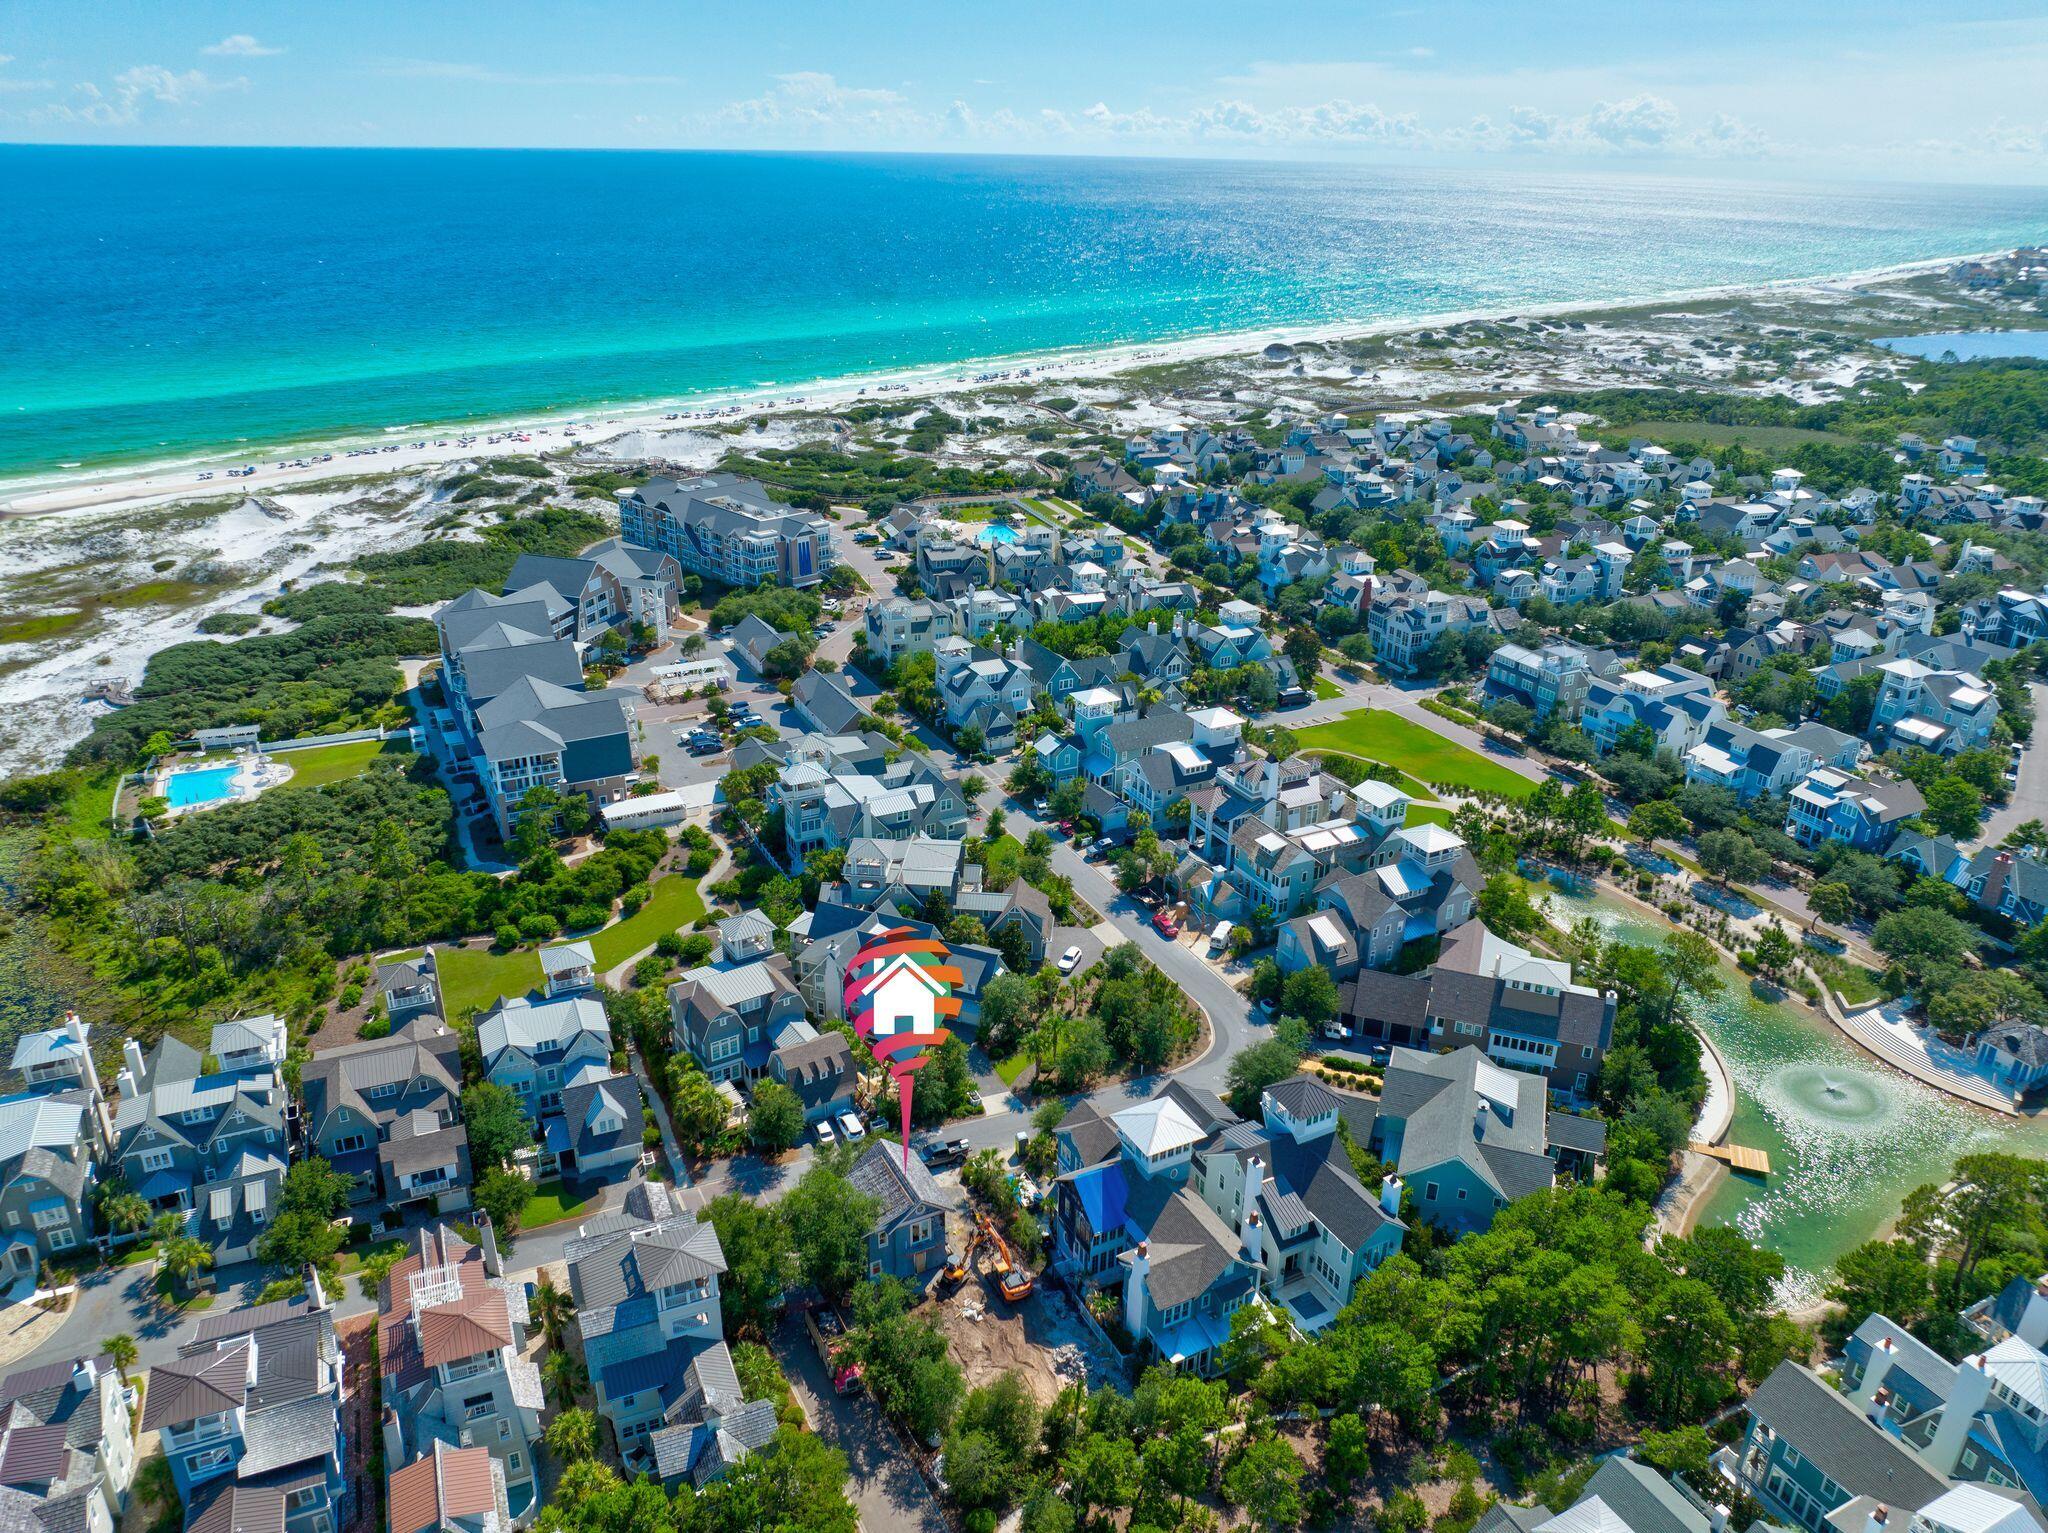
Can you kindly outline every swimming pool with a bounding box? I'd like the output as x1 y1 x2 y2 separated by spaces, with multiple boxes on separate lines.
976 522 1020 546
165 764 238 808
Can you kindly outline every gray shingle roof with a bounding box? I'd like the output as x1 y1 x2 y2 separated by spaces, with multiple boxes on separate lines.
847 1141 948 1233
1744 1361 1948 1509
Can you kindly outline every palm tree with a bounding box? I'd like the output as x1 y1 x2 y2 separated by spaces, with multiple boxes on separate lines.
541 1350 587 1410
148 1212 183 1250
105 1334 138 1381
529 1273 573 1349
543 1406 598 1462
102 1192 151 1239
161 1236 213 1297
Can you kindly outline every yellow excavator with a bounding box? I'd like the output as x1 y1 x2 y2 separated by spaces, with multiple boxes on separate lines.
976 1211 1034 1303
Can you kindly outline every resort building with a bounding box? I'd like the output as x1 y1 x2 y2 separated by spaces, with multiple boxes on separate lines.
618 474 835 589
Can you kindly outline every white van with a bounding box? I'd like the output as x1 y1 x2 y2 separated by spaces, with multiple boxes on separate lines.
1208 919 1233 953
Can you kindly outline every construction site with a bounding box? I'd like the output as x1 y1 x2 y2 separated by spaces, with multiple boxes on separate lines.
924 1210 1124 1404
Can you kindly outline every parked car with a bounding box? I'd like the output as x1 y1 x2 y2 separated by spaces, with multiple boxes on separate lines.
814 1120 837 1148
1091 836 1116 855
1057 945 1083 974
918 1136 972 1168
1152 908 1179 938
837 1111 866 1142
805 1306 863 1395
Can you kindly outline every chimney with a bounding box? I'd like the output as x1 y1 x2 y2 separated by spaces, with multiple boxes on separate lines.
1930 1354 1994 1474
478 1212 503 1278
1243 1211 1265 1271
1123 1242 1151 1342
1984 853 2015 915
66 1013 102 1103
1865 1507 1889 1533
2018 1278 2048 1349
1380 1174 1403 1219
71 1358 95 1394
1147 619 1158 636
1855 1335 1898 1410
305 1264 327 1312
121 1039 145 1098
1241 1157 1265 1239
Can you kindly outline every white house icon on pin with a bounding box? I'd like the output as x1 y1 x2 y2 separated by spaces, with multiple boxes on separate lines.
864 954 947 1043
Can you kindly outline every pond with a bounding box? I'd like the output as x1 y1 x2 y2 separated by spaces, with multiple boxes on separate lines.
1877 331 2048 362
1548 888 2048 1306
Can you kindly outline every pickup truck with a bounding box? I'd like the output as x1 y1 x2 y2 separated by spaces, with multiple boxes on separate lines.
804 1305 863 1395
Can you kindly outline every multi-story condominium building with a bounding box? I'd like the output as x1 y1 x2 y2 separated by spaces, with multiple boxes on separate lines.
1333 921 1617 1100
617 474 834 589
502 541 681 645
379 1223 543 1523
564 1181 774 1483
143 1282 347 1533
112 1031 288 1264
1581 665 1725 757
1483 642 1600 723
1871 659 2002 756
299 1015 469 1214
1053 1078 1403 1368
1785 767 1927 853
1352 1047 1604 1237
0 1351 138 1533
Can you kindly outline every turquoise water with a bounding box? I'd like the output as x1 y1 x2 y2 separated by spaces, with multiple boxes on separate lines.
5 147 2048 483
978 523 1021 546
1549 889 2048 1302
1879 331 2048 361
164 765 237 808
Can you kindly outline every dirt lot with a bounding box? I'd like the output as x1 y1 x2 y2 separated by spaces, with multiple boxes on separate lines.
924 1269 1122 1405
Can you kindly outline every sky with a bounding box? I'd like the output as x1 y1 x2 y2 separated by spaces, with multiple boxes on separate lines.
3 0 2048 182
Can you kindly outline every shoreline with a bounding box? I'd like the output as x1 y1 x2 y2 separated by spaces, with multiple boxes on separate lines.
0 243 2017 524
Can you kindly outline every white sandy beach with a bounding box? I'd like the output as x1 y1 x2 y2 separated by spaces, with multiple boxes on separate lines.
0 246 2004 527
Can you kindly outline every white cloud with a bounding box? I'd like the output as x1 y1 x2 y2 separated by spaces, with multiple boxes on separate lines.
202 35 282 57
706 72 927 137
374 58 684 87
32 65 245 126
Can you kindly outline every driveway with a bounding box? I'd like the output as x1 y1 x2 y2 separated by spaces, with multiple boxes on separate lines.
774 1310 948 1533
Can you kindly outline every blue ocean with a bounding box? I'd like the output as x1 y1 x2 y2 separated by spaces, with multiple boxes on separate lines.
4 146 2047 482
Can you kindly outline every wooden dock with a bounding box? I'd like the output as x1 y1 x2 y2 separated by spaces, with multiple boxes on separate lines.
1689 1142 1771 1176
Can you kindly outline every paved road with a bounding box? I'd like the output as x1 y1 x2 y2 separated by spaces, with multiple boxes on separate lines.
10 1173 644 1378
1980 682 2047 846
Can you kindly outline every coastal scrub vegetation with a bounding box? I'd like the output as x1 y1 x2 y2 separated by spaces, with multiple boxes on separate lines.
718 440 1047 513
24 751 674 1039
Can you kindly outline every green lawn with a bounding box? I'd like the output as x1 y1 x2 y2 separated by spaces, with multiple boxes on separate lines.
1404 804 1453 828
336 1236 406 1276
994 1052 1032 1087
278 738 397 790
1311 676 1343 701
589 873 707 970
436 944 543 1025
1295 710 1537 800
436 871 706 1021
521 1181 596 1229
